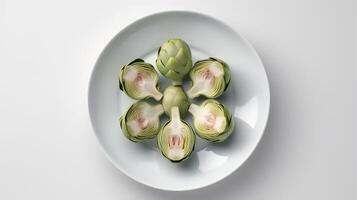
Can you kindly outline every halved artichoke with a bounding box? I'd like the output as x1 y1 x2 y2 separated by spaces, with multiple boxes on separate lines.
158 107 195 162
188 99 234 142
120 101 164 142
156 39 192 85
119 59 163 101
186 57 231 98
162 85 190 118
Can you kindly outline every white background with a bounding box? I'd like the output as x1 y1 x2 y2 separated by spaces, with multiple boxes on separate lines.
1 0 356 199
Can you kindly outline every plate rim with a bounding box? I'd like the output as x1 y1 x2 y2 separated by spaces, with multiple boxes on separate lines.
88 10 271 191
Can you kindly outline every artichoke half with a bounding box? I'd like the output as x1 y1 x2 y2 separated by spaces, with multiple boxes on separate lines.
156 39 192 85
188 99 234 142
158 107 195 162
187 57 231 98
119 59 163 101
162 85 190 118
120 101 164 142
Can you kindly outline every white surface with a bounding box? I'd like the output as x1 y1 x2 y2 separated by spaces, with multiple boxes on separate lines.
88 11 270 190
0 0 356 199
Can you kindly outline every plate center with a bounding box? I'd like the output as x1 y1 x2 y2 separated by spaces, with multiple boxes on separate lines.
138 47 213 151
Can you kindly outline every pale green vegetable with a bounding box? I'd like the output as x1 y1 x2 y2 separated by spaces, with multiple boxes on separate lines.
158 107 195 162
120 101 164 142
188 99 234 142
187 57 231 98
156 39 192 85
119 59 163 101
162 85 190 117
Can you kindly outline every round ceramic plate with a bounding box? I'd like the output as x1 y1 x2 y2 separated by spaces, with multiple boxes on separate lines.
88 11 270 191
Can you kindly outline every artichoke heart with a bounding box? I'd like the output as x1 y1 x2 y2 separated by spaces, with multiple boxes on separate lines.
158 107 195 162
120 101 164 142
187 57 231 98
119 59 163 101
156 38 192 85
189 100 234 142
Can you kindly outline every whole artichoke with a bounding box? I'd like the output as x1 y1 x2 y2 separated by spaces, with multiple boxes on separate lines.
162 85 190 118
156 39 192 85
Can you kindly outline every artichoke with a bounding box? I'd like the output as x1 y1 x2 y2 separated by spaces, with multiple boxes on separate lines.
119 59 163 101
186 57 231 98
162 85 190 118
156 39 192 85
188 99 234 142
120 101 164 142
158 107 195 162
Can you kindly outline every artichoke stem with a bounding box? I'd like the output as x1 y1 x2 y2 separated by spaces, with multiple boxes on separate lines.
186 85 201 98
172 80 183 86
170 107 181 123
151 89 163 101
188 104 200 116
153 104 164 116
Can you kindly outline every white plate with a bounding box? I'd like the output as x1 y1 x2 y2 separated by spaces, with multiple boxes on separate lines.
88 11 270 191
